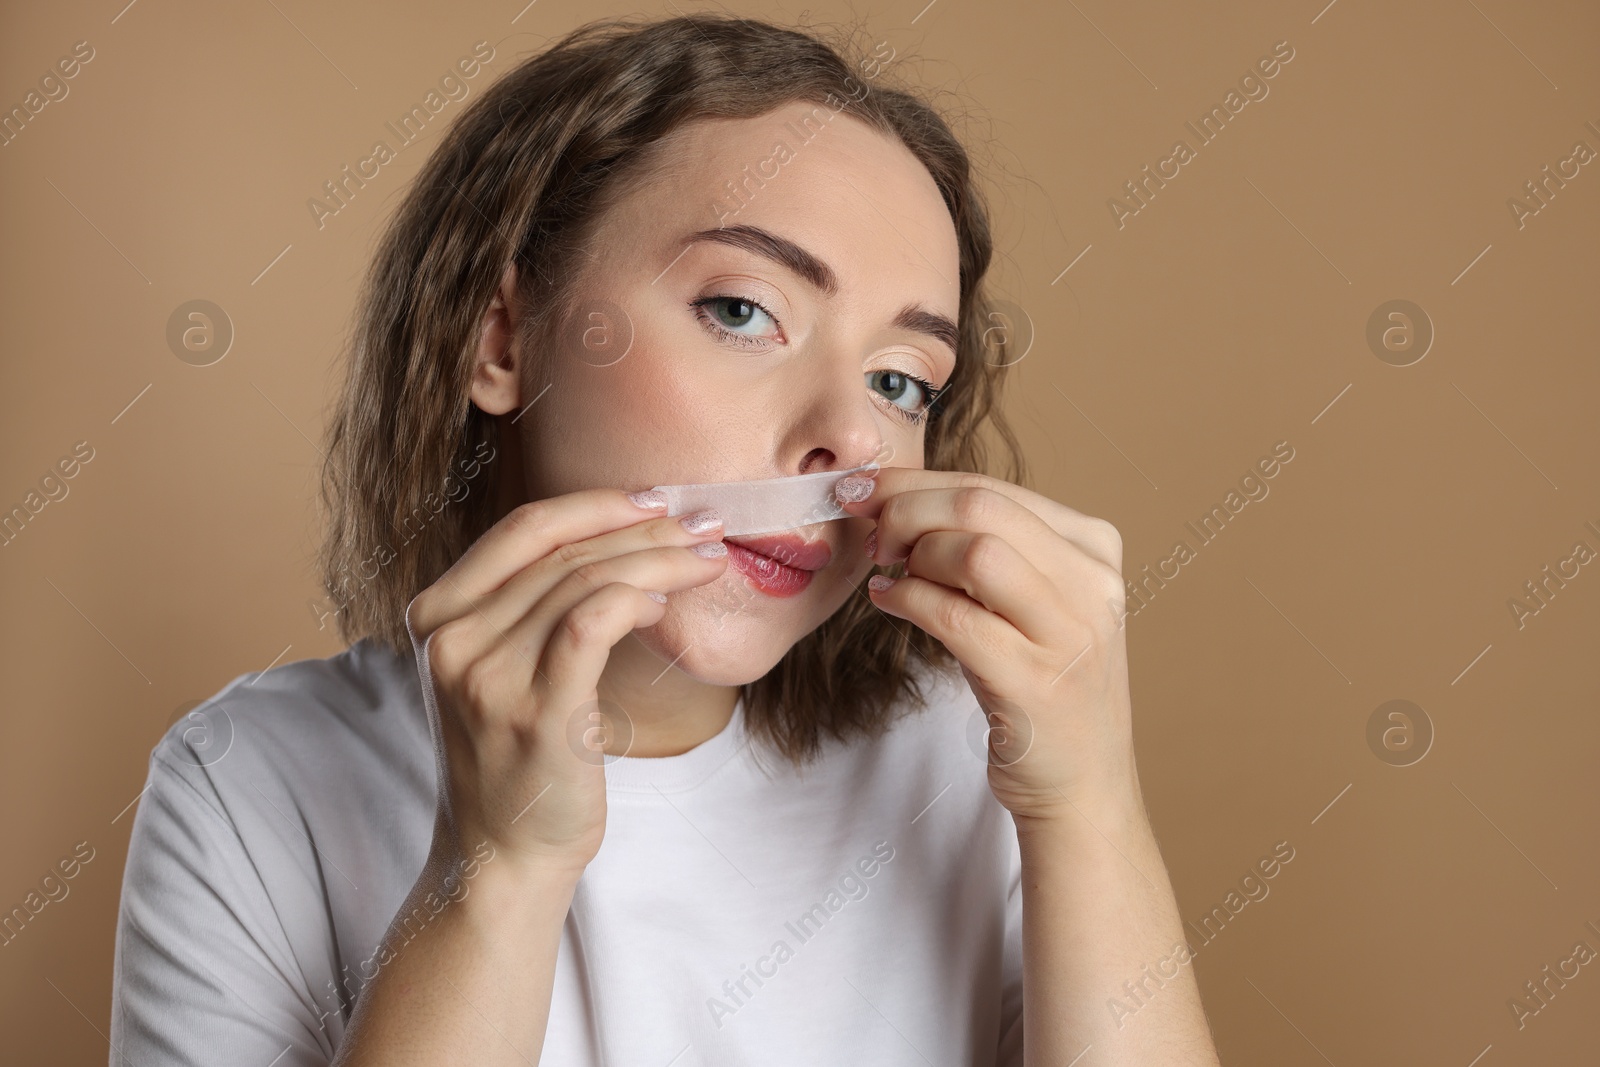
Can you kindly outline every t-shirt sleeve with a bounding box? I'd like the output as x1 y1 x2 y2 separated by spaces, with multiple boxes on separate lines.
109 750 334 1067
996 814 1023 1066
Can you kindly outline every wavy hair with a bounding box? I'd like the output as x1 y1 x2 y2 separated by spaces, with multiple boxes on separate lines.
316 13 1030 768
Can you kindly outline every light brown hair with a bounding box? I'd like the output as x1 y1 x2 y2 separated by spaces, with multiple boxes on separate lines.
316 13 1030 767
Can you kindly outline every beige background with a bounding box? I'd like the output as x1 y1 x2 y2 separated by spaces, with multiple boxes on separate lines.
2 0 1597 1063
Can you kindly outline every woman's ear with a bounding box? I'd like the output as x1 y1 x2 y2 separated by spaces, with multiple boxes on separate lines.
470 262 524 416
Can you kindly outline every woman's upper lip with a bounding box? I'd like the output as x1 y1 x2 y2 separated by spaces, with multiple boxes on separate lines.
723 534 833 571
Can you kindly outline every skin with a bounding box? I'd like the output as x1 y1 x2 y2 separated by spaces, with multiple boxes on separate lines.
335 101 1220 1066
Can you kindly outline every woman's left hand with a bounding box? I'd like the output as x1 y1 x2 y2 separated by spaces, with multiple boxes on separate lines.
836 467 1139 826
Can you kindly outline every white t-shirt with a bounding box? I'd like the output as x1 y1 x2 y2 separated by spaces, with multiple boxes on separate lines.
109 637 1024 1066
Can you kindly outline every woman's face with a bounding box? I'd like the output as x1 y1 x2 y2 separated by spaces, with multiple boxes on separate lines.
517 101 961 684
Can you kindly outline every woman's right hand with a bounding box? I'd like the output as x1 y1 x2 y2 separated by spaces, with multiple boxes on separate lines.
403 489 729 877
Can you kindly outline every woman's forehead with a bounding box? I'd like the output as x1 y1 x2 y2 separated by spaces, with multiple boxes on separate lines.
591 108 959 301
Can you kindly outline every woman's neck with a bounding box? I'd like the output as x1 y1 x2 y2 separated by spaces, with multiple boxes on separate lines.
593 635 740 758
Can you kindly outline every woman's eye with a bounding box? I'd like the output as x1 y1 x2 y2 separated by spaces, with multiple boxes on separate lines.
691 295 779 345
867 369 937 422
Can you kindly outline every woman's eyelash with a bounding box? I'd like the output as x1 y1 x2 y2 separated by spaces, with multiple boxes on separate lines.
688 293 948 424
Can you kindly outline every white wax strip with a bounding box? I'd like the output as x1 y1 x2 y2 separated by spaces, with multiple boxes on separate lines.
649 464 877 537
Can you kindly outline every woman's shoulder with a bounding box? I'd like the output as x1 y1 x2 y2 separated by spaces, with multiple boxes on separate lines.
116 640 436 1065
145 636 432 809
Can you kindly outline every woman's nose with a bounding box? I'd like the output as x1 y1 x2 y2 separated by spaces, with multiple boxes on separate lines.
784 366 895 477
790 414 892 479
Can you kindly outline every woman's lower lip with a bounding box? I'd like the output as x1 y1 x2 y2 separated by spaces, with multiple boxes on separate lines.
726 542 814 598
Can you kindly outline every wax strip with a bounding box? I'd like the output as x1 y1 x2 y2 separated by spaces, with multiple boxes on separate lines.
648 464 877 537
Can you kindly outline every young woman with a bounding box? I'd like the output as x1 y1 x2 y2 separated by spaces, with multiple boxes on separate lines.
110 14 1220 1066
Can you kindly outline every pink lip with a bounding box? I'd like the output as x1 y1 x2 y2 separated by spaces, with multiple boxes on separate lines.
722 535 833 571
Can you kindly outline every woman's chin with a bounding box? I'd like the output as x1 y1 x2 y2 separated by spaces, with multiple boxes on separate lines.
632 606 798 686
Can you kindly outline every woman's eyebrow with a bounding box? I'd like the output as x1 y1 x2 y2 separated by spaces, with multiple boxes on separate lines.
891 304 958 356
681 223 959 357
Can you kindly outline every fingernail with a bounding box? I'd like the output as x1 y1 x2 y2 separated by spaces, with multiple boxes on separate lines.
629 490 668 510
868 574 896 593
680 509 723 534
692 540 728 558
864 529 878 557
645 590 668 603
834 475 876 504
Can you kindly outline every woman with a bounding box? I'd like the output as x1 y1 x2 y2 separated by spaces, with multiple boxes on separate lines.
110 14 1219 1066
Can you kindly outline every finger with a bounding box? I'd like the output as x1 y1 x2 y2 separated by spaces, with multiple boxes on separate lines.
866 571 1014 671
409 489 683 632
462 509 725 637
487 542 728 673
456 577 669 739
896 529 1062 643
536 582 676 732
865 484 1058 572
840 467 1122 571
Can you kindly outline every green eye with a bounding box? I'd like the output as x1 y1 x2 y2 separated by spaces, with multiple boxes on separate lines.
691 295 778 345
710 298 757 328
867 369 943 425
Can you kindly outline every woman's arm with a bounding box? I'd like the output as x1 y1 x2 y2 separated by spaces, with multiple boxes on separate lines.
334 487 730 1063
331 842 581 1066
830 468 1223 1064
1014 781 1220 1067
